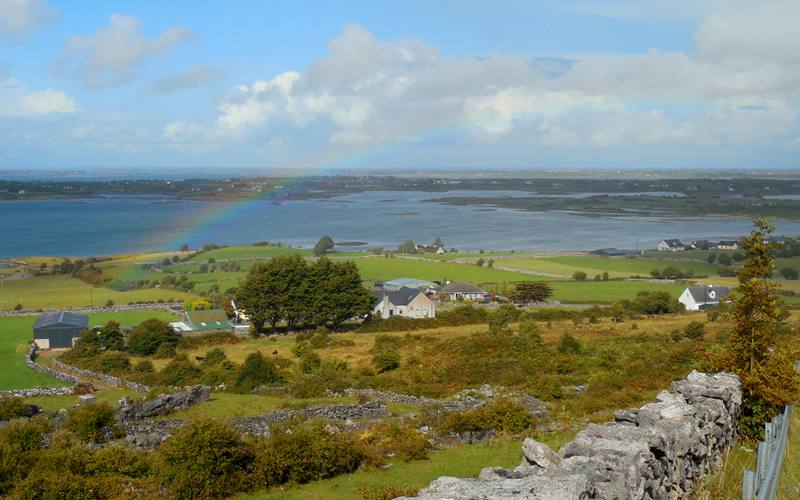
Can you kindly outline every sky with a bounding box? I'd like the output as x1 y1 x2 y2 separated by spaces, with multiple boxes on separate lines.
0 0 798 171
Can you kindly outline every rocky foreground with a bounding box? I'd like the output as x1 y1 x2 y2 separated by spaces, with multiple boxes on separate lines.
402 371 742 500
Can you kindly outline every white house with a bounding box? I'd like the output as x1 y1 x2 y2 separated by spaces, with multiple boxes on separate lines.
657 239 685 252
372 286 436 319
716 240 739 251
679 285 732 311
440 282 487 302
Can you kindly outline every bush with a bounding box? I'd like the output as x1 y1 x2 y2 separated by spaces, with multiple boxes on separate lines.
372 352 400 373
557 333 582 354
127 319 178 356
134 360 154 373
360 485 419 500
439 398 533 435
358 422 431 464
64 402 116 443
233 352 282 393
158 419 254 499
299 351 322 374
159 356 203 387
779 267 799 280
98 351 132 375
1 417 50 452
200 348 228 367
684 321 706 340
153 342 177 359
290 359 351 398
0 397 35 420
572 271 587 281
252 420 364 488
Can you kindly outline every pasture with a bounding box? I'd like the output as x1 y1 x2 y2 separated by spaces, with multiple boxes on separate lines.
498 255 718 278
189 245 311 261
0 275 193 310
353 257 541 286
0 310 177 390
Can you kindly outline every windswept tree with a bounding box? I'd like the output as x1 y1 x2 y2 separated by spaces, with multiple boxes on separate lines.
308 258 374 327
508 281 552 304
712 218 800 438
313 235 335 257
397 240 417 254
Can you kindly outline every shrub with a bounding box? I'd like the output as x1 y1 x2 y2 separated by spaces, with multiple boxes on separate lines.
158 419 254 499
439 398 533 435
0 397 35 420
252 420 364 488
153 342 177 359
127 319 178 356
290 359 351 398
360 485 419 500
134 360 154 373
13 303 23 311
299 351 322 374
684 321 706 340
1 417 50 452
98 351 132 375
65 402 116 443
159 356 203 386
233 352 282 393
779 267 799 280
200 348 227 367
557 333 582 354
572 271 587 281
358 422 431 464
308 327 331 348
372 352 400 373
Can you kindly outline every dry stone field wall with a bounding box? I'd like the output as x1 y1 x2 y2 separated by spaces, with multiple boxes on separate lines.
51 358 151 393
0 345 79 398
117 385 211 420
404 371 742 500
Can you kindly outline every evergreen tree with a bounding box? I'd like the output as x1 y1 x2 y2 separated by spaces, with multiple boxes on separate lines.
313 235 335 257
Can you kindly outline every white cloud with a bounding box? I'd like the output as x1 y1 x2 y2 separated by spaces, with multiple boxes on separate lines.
0 0 57 37
0 76 78 117
148 64 226 94
163 1 800 157
53 14 197 87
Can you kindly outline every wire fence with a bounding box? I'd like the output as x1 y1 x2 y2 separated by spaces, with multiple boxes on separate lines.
741 363 799 500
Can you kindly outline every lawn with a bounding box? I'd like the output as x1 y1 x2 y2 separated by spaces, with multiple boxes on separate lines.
161 393 358 420
0 310 177 390
353 257 541 286
548 280 686 303
0 275 195 311
499 255 718 279
189 245 312 261
246 431 576 500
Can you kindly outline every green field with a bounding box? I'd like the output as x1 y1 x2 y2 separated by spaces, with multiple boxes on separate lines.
547 280 686 303
0 310 177 391
247 433 577 500
499 255 718 278
0 275 194 310
189 245 311 261
353 257 541 285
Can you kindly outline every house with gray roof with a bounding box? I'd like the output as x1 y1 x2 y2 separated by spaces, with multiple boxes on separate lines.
440 282 487 302
678 285 733 311
33 311 89 349
372 286 436 319
657 239 685 252
382 277 437 292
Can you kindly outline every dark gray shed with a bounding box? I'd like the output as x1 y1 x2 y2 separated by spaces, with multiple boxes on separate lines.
33 312 89 349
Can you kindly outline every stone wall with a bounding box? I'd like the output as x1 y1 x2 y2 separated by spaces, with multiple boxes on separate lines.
0 344 80 398
404 371 742 500
121 401 389 447
117 385 211 420
0 302 183 317
51 358 151 393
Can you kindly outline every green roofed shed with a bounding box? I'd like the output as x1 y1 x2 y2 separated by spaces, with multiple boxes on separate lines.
185 309 233 331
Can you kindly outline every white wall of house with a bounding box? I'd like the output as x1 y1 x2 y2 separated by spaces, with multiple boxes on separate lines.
678 289 700 311
374 293 436 319
444 292 485 301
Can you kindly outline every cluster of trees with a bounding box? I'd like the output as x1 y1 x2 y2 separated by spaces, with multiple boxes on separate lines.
236 255 373 332
649 266 697 279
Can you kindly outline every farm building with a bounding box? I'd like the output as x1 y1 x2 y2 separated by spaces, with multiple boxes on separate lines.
440 282 488 302
372 286 436 319
33 311 89 349
184 309 234 332
657 239 685 252
382 277 437 292
679 285 732 311
716 240 739 251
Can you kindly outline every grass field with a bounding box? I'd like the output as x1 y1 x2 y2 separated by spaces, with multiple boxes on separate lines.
189 245 312 261
247 431 576 500
548 280 686 303
498 255 719 278
0 275 194 310
0 310 177 390
353 257 543 286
